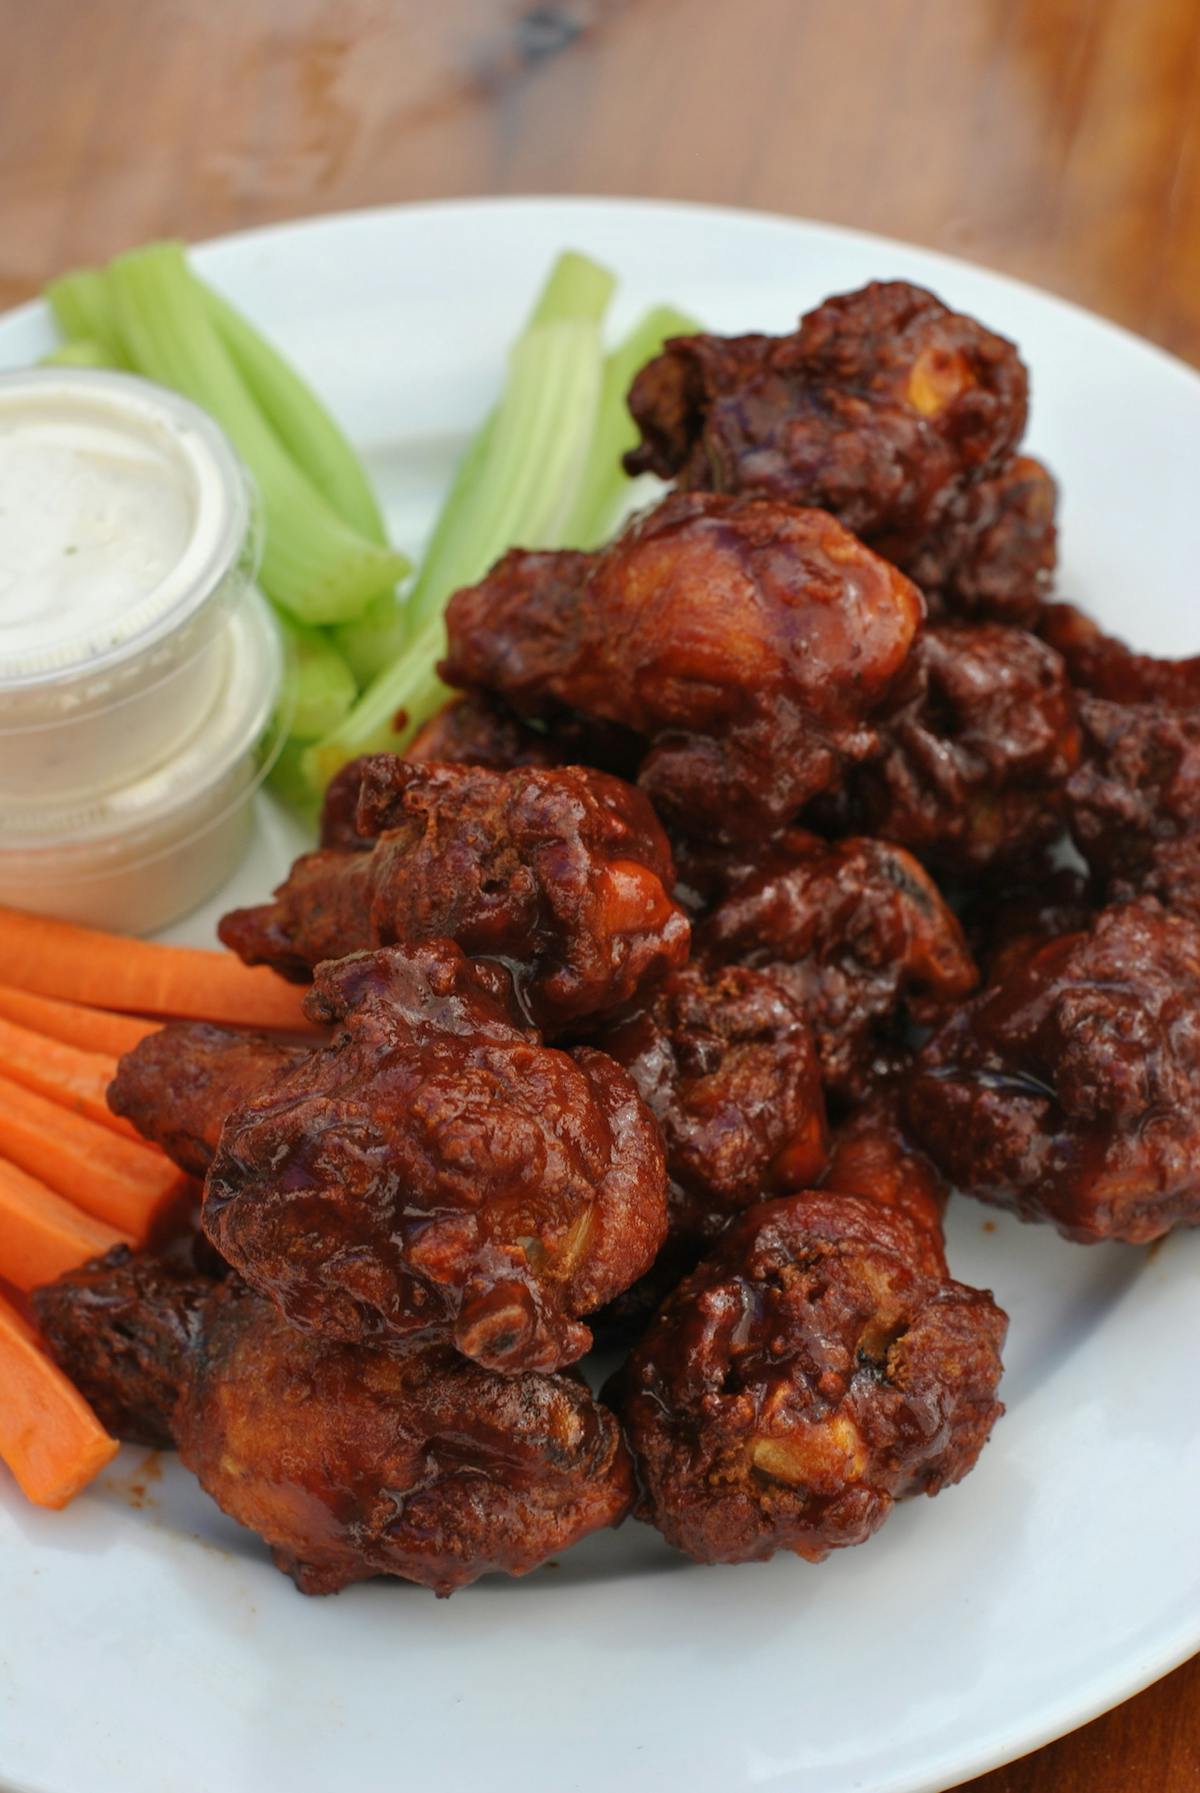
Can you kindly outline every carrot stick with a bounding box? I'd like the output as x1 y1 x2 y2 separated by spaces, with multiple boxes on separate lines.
0 1291 118 1507
0 905 318 1033
0 1015 141 1140
0 984 158 1057
0 1075 189 1242
0 1158 131 1291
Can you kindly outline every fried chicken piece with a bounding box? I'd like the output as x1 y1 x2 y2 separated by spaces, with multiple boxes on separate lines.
176 1280 634 1596
221 756 690 1034
698 830 977 1099
958 854 1098 977
31 1243 212 1447
624 281 1027 560
107 1024 304 1176
34 1256 633 1595
852 623 1080 873
1040 602 1200 709
595 963 829 1247
820 1092 948 1278
205 941 668 1372
441 491 924 844
1062 696 1200 917
613 1192 1006 1566
905 900 1200 1243
1036 606 1200 919
904 455 1057 628
405 694 562 773
405 695 645 782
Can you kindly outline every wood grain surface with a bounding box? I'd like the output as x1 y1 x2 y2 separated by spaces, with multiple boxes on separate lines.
2 2 1198 1788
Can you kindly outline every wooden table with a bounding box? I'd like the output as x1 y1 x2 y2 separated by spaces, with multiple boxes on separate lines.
3 1 1198 1787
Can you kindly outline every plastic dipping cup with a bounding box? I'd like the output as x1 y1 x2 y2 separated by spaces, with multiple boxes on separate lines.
0 368 259 803
0 589 286 934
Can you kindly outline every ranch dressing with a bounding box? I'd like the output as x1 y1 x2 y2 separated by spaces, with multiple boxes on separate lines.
0 370 257 804
0 417 194 667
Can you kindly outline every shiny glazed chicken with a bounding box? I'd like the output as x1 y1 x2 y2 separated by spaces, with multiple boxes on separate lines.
42 273 1200 1601
35 1250 633 1596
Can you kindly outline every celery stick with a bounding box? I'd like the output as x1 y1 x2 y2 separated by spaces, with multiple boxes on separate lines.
304 249 617 791
106 243 409 625
201 282 387 544
41 338 120 370
267 738 322 820
280 619 359 741
332 590 411 686
302 612 449 788
563 303 701 549
527 250 617 326
46 270 130 367
403 321 602 638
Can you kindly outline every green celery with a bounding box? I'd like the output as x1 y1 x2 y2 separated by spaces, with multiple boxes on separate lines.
527 249 617 326
332 591 412 686
280 619 359 741
105 243 409 625
306 320 608 780
201 282 388 544
267 738 322 821
402 319 603 639
41 338 119 370
302 612 448 789
563 303 701 549
46 270 131 367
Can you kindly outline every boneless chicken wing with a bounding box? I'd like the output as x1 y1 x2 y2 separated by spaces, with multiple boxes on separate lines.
440 491 924 843
35 1259 632 1596
108 1024 304 1176
905 901 1200 1242
613 1192 1006 1565
903 455 1058 628
852 624 1081 874
595 961 829 1246
221 756 689 1033
624 281 1028 560
698 831 977 1097
819 1091 949 1279
205 941 668 1372
32 1243 212 1448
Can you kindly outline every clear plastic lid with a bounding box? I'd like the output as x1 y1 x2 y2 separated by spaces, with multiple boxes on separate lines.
0 370 260 805
0 589 286 852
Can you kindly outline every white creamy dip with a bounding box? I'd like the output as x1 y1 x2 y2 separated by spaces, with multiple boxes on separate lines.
0 369 276 930
0 415 194 667
0 370 256 806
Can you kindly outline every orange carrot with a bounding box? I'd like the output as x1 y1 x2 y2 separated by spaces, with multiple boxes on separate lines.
0 905 318 1033
0 984 158 1057
0 1015 142 1140
0 1075 189 1242
0 1157 131 1291
0 1291 118 1507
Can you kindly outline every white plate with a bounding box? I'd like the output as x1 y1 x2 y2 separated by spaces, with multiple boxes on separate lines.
1 199 1198 1793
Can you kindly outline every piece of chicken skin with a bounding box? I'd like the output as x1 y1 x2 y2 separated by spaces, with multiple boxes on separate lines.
440 490 923 845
